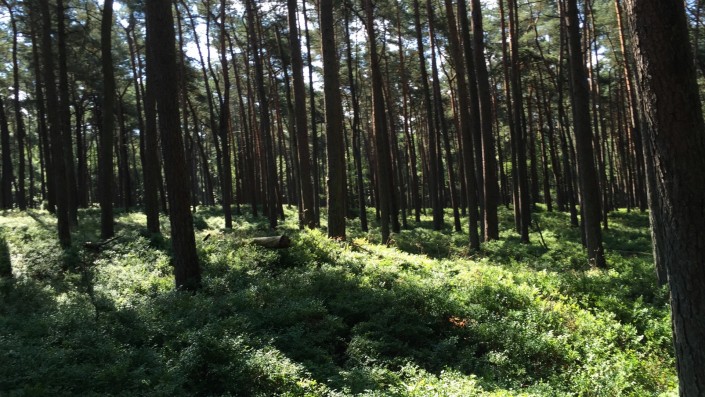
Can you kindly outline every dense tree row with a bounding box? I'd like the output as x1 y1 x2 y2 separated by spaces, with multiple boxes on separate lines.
0 0 654 256
0 0 703 391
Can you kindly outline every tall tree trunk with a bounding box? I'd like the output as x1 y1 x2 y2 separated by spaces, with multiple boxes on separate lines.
125 16 146 202
74 96 88 208
444 0 480 247
3 1 26 210
30 20 53 210
180 0 220 207
413 0 443 230
345 10 368 231
535 87 553 212
57 0 78 225
275 27 299 212
625 0 705 393
143 22 161 233
117 98 132 209
467 0 500 240
564 0 606 267
428 2 459 232
320 0 347 239
246 0 278 229
527 87 541 207
146 0 201 290
100 0 115 239
288 0 316 229
507 0 531 243
585 0 609 229
39 0 71 247
219 0 234 229
303 0 320 226
364 0 395 244
615 0 647 212
396 2 421 224
0 98 13 209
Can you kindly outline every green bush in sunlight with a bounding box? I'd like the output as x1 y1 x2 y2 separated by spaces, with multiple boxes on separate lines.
0 206 677 396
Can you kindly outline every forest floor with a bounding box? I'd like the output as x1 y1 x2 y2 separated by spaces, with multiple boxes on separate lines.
0 205 677 396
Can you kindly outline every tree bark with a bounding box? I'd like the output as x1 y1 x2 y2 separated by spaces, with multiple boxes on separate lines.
288 0 316 229
100 0 115 239
467 0 500 241
219 0 234 229
345 10 368 232
250 235 291 249
625 0 705 393
142 18 161 234
364 0 395 244
146 0 201 290
506 0 531 243
2 1 25 210
395 2 421 224
444 0 480 247
320 0 347 239
564 0 606 267
38 0 71 247
57 0 78 225
246 0 278 229
413 0 443 231
303 0 321 226
0 98 13 209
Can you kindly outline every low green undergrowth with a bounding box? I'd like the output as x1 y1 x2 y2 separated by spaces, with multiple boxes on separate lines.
0 206 676 396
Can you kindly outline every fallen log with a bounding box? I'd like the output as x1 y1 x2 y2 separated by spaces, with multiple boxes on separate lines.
83 236 119 252
249 235 291 249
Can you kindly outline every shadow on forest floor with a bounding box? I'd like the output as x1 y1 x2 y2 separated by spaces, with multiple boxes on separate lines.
0 205 676 396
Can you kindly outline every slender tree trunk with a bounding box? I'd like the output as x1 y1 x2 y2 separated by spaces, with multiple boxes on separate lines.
57 0 78 225
444 0 480 247
0 98 13 209
100 0 115 239
146 0 201 290
320 0 346 239
39 0 71 247
30 21 53 210
176 8 198 209
413 0 443 230
467 0 500 240
142 9 162 233
275 27 300 213
381 46 402 234
288 0 316 229
303 0 320 226
3 2 25 210
585 0 609 229
564 0 606 267
219 0 234 229
345 10 368 231
527 87 541 207
364 0 395 244
556 5 580 227
74 96 88 208
428 3 458 232
180 0 221 207
536 87 553 212
246 0 278 229
507 0 531 243
395 3 421 224
117 98 132 209
615 0 647 212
